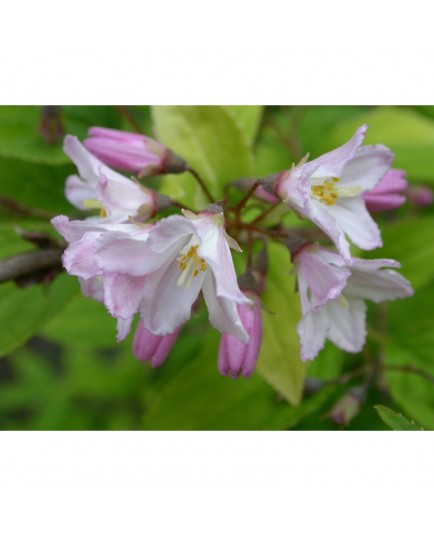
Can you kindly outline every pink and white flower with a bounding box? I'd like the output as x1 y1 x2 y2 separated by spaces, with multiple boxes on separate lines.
363 169 408 211
64 135 160 223
218 290 263 378
83 126 186 178
293 243 413 361
271 126 394 260
93 207 251 342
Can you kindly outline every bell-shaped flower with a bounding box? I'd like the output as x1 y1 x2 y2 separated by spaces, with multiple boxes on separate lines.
218 290 262 378
363 169 408 211
51 214 145 340
64 135 162 223
83 126 187 178
293 243 413 361
93 207 251 342
133 322 182 367
270 126 394 261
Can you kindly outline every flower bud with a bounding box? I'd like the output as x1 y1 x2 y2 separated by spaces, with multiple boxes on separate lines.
407 185 434 207
133 322 181 367
218 291 263 379
363 169 408 211
83 126 187 178
327 386 366 425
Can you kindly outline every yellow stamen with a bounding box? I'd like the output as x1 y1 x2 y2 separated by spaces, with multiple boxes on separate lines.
83 198 107 218
177 245 207 288
310 177 361 206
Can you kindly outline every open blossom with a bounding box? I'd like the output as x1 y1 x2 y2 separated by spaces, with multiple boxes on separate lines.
64 135 162 223
293 243 413 361
51 215 143 340
269 125 393 261
363 169 408 211
218 290 263 378
83 126 187 178
93 207 251 342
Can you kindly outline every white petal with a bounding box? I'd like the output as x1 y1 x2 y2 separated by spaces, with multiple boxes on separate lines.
346 259 414 302
202 271 249 342
326 197 382 251
297 309 330 361
103 273 146 320
138 258 204 336
307 200 352 261
341 144 394 191
116 316 134 342
326 298 367 353
311 125 367 178
65 175 97 210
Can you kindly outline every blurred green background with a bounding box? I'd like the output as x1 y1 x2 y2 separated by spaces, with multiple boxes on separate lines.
0 105 433 430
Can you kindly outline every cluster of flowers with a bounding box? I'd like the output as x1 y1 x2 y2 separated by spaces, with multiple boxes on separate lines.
52 123 413 379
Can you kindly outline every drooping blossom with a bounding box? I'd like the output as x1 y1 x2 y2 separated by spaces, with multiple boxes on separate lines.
83 126 187 178
133 322 182 367
293 243 413 361
363 169 408 211
218 289 262 378
51 214 144 340
266 126 394 260
63 135 163 223
93 206 251 342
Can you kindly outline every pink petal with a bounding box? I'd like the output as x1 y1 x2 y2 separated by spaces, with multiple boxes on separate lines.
326 299 367 353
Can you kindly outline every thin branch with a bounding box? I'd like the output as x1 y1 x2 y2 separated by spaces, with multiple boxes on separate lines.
0 196 55 220
0 249 63 284
186 167 214 203
115 106 144 134
385 364 434 385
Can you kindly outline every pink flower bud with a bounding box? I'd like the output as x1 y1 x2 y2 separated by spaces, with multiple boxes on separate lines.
407 185 434 207
218 291 263 378
83 126 186 178
363 169 408 211
133 322 181 367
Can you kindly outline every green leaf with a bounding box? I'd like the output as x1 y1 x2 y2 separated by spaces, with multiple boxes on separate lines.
384 281 434 430
365 216 434 291
0 274 78 357
0 106 121 166
325 106 434 182
256 242 307 406
223 106 263 145
143 328 303 430
152 105 254 208
374 405 423 431
0 157 75 214
42 291 120 349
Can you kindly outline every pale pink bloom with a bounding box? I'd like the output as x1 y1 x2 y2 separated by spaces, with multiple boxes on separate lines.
272 126 393 260
133 322 181 367
218 291 262 378
363 169 408 211
84 127 186 178
51 215 144 340
64 135 159 223
94 208 251 342
293 244 413 361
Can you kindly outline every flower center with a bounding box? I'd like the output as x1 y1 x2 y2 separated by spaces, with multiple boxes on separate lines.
177 244 207 288
311 177 361 206
82 198 107 218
